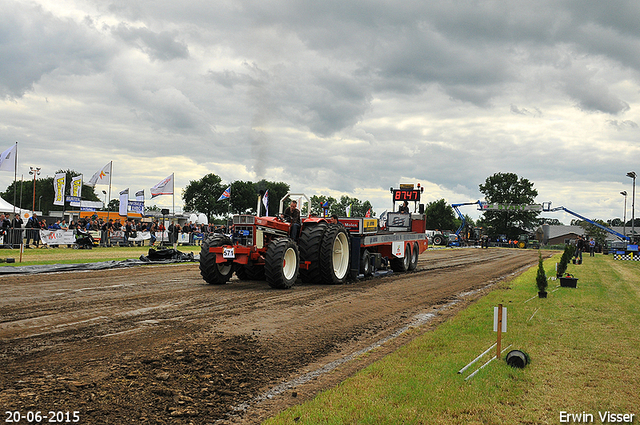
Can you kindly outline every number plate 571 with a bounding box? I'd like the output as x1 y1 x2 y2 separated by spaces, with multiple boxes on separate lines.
223 247 235 259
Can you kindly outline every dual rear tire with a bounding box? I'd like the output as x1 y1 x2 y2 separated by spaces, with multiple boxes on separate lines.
299 223 351 285
265 238 300 289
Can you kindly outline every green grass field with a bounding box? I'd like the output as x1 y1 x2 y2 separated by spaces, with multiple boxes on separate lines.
265 253 640 425
0 245 202 267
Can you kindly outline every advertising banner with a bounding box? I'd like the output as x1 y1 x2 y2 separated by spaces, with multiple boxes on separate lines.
39 230 76 245
53 173 66 206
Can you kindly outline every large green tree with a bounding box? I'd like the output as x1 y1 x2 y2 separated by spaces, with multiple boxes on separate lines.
182 174 290 219
479 172 539 239
182 173 227 220
425 199 458 231
308 195 374 217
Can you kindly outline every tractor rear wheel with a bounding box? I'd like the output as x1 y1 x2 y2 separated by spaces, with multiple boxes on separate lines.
408 242 419 271
433 234 444 246
265 238 300 289
319 224 351 285
235 264 266 281
390 243 411 272
199 234 234 284
298 223 327 284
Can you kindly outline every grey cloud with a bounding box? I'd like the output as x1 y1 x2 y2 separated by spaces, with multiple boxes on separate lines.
0 1 111 99
607 120 638 130
112 24 189 61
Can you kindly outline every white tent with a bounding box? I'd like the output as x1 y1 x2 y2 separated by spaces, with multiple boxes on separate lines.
0 196 31 219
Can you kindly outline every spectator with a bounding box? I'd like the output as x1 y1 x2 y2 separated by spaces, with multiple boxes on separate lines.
11 213 24 247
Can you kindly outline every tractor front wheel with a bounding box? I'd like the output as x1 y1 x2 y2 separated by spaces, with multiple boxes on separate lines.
199 235 234 285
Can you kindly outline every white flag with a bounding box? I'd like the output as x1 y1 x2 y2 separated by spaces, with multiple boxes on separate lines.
53 173 66 206
0 144 16 172
262 190 269 216
135 190 145 201
87 162 112 187
119 188 129 216
151 173 174 198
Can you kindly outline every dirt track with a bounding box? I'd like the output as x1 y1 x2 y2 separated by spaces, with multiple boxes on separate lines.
0 248 543 424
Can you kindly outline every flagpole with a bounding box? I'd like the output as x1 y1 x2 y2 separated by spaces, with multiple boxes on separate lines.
107 161 112 223
12 142 17 216
172 173 175 220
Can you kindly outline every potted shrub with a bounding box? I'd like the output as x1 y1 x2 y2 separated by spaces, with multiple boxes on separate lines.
537 251 548 298
556 244 572 278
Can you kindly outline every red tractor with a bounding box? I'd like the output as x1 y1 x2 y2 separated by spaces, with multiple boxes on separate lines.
199 193 351 289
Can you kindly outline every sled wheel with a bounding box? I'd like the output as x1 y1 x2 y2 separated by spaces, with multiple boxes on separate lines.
199 234 234 285
360 249 373 277
265 238 299 289
408 242 419 271
391 243 411 272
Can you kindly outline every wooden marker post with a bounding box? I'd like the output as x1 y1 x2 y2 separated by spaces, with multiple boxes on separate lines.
496 304 503 359
493 304 507 359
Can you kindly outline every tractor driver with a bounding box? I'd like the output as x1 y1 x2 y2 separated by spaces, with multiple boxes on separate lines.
284 200 301 241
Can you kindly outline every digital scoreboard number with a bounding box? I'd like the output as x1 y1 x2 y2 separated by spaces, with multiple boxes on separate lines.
393 189 421 202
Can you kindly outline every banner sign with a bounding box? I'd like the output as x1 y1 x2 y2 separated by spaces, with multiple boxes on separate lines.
67 196 81 207
481 203 542 212
39 230 76 245
53 173 66 206
128 200 144 214
128 231 152 242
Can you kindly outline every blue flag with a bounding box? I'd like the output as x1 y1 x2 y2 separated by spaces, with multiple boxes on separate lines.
218 186 231 201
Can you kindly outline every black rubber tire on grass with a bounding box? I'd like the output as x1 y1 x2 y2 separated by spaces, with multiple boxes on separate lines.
199 234 235 285
265 238 300 289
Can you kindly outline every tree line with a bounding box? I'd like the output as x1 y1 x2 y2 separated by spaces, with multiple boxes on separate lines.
181 174 374 221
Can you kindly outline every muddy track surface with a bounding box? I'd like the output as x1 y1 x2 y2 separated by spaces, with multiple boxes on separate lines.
0 248 543 424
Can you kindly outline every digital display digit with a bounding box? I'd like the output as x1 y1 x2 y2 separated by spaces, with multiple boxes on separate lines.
393 189 421 201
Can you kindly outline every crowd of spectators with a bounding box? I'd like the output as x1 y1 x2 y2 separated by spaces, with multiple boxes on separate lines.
0 212 227 248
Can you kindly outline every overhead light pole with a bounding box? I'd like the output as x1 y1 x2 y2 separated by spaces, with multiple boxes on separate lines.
627 172 636 243
29 167 41 215
620 191 627 238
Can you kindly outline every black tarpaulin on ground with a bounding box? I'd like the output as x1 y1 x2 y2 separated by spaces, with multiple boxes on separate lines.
0 249 198 275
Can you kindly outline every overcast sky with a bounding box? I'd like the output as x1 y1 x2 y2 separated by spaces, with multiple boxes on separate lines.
1 0 639 223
